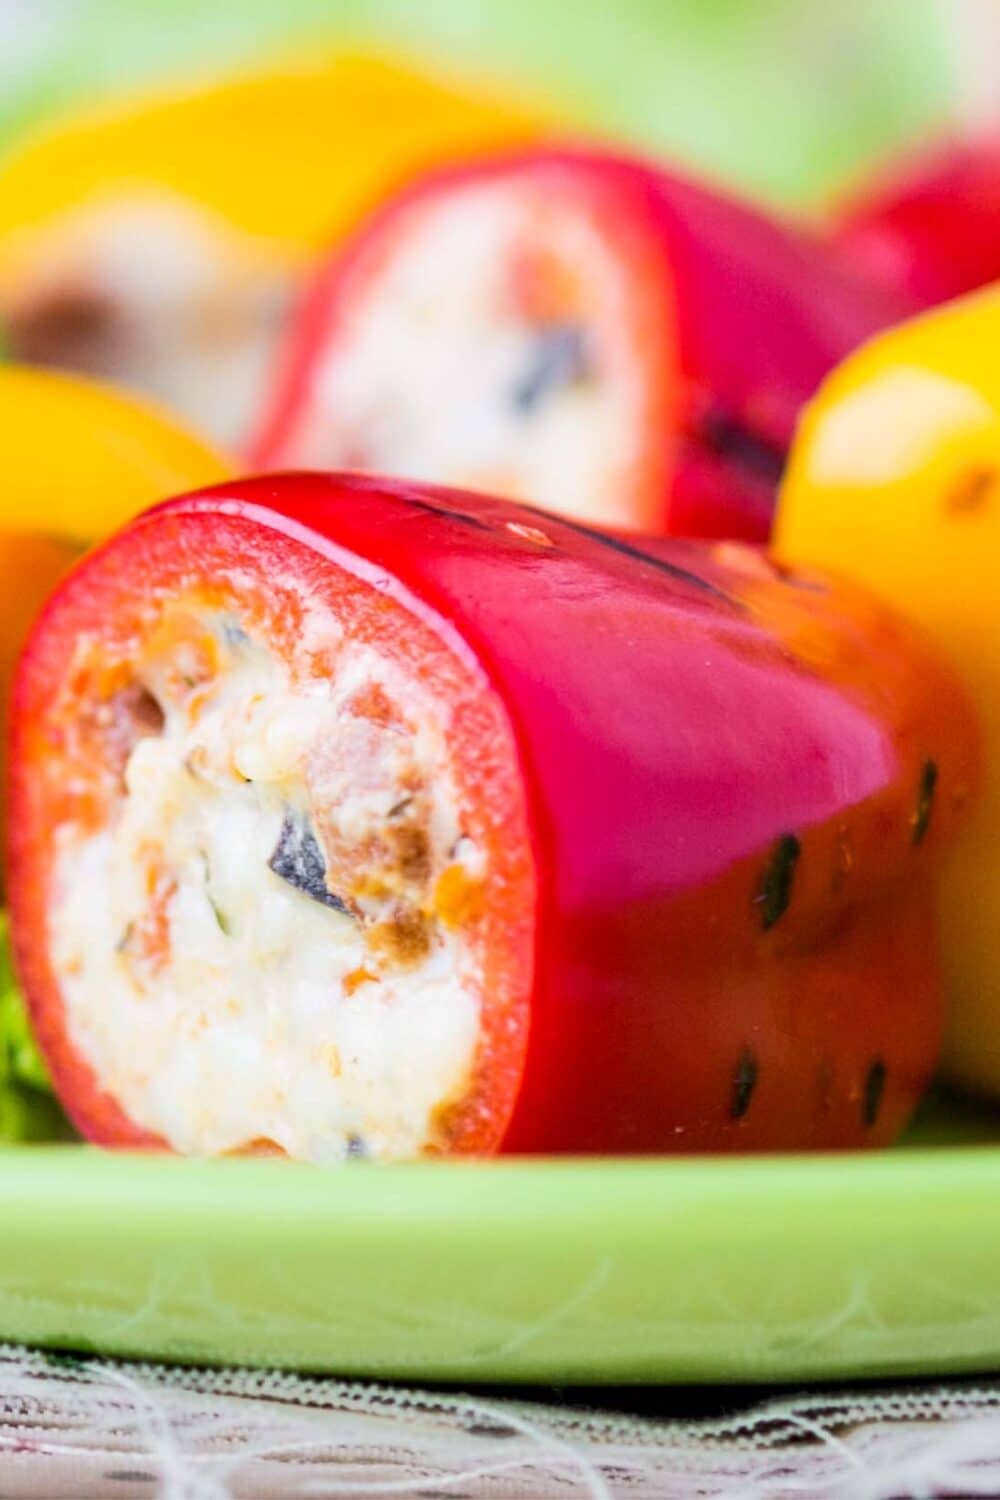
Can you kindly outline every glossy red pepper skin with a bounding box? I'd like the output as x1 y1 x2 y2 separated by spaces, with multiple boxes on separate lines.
252 149 905 542
8 474 976 1154
836 137 1000 308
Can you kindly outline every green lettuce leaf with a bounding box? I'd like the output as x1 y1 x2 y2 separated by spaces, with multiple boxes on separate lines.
0 915 72 1142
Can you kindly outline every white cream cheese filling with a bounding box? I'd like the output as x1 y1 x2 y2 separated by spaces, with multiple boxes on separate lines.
287 179 648 526
49 607 484 1162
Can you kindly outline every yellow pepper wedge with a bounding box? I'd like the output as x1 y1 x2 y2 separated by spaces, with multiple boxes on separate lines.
0 52 551 266
775 286 1000 1095
0 365 229 541
0 365 229 859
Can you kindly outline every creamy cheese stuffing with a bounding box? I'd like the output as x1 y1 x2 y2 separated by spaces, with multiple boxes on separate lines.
49 608 484 1162
288 180 647 526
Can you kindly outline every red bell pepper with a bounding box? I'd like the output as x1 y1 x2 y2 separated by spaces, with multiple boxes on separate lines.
7 473 975 1159
835 136 1000 308
251 149 906 542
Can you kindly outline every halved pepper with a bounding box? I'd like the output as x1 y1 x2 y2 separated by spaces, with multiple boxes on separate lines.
252 148 909 541
0 54 549 449
776 285 1000 1096
8 473 975 1159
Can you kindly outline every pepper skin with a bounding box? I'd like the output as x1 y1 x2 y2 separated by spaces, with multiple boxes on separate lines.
0 55 549 448
8 473 975 1158
836 137 1000 308
776 286 1000 1097
252 149 908 542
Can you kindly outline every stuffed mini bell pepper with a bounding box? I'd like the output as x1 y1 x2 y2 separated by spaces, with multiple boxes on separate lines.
252 148 908 541
8 473 975 1159
777 285 1000 1097
0 56 547 448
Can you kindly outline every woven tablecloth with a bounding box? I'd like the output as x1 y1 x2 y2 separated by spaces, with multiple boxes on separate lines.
0 1345 999 1498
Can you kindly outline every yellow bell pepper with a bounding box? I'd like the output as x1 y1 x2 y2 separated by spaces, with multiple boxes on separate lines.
0 53 550 262
0 365 229 541
775 286 1000 1095
0 54 553 447
0 365 229 852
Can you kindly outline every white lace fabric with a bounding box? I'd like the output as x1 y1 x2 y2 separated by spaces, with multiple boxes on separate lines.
0 1345 998 1499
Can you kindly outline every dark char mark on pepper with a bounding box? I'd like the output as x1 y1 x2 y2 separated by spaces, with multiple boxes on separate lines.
911 759 938 846
697 404 787 487
730 1046 758 1120
558 518 739 604
864 1059 887 1128
401 495 493 532
511 323 589 413
756 833 801 930
268 812 352 915
398 494 740 606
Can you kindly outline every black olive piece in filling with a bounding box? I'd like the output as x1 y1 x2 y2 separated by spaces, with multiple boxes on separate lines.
730 1046 759 1120
220 618 251 650
511 322 590 413
911 759 938 846
756 833 801 931
346 1134 369 1159
268 811 352 915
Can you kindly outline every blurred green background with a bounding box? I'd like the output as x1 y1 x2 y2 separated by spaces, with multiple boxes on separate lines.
0 0 974 207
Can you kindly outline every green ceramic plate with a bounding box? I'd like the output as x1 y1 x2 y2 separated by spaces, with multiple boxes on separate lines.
2 1092 1000 1385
